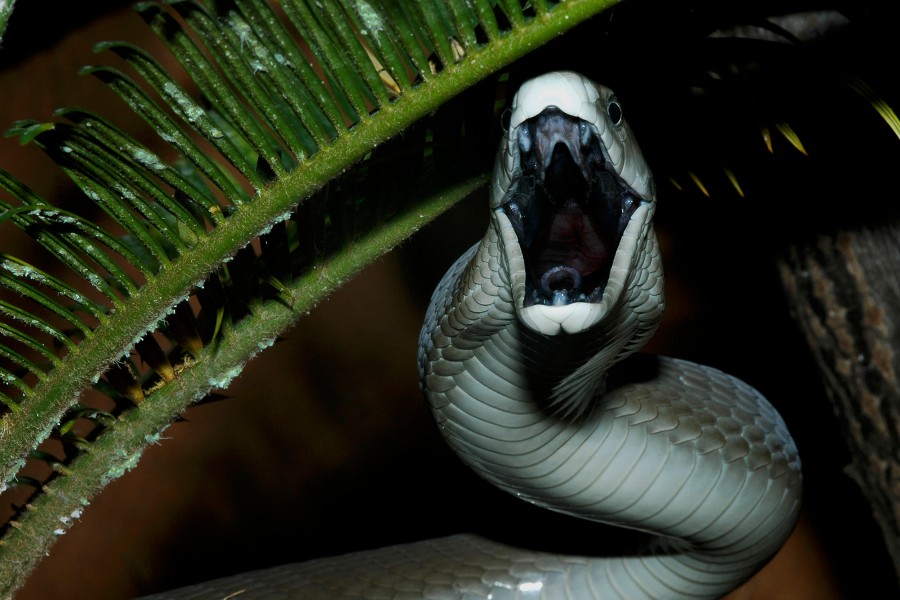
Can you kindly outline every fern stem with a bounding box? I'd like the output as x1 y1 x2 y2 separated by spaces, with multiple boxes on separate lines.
469 0 502 41
56 109 229 226
324 0 391 105
281 0 369 123
82 61 255 205
444 0 481 50
137 2 282 185
378 2 434 78
0 0 620 594
414 0 459 69
217 8 321 155
168 1 304 167
1 0 620 487
239 0 347 137
0 321 59 365
0 255 106 319
0 172 487 598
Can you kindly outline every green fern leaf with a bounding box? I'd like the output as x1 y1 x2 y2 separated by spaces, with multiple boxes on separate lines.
0 0 620 594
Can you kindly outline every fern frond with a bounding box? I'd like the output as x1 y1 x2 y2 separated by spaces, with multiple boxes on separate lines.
0 0 620 594
0 0 14 46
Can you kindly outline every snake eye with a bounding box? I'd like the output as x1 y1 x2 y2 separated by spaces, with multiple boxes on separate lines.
607 96 623 128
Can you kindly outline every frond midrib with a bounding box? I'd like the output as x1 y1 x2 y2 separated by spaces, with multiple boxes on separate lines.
0 171 488 591
0 0 622 594
0 0 621 501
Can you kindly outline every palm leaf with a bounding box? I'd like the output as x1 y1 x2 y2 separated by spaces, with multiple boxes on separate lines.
0 0 620 594
0 0 14 44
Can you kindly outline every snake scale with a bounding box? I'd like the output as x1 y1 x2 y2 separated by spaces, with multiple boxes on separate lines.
145 71 802 600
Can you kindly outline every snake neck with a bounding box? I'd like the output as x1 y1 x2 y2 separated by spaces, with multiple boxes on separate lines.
419 207 665 421
413 72 801 600
418 215 801 579
499 199 666 417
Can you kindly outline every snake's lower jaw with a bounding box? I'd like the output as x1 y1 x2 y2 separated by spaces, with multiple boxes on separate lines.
495 200 654 336
519 302 604 335
495 210 606 335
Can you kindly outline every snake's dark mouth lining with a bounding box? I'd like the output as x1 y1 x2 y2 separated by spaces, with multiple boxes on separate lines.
501 108 641 308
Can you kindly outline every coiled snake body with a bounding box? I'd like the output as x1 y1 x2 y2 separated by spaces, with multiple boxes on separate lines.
149 72 802 600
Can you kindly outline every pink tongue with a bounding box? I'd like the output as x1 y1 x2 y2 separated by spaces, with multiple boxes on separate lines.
534 200 607 280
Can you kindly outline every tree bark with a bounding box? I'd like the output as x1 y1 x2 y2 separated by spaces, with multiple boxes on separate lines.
777 221 900 582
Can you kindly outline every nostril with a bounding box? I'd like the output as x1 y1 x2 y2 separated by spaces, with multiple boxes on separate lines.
541 266 582 295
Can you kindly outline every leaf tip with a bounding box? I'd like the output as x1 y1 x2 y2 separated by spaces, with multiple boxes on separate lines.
6 120 53 144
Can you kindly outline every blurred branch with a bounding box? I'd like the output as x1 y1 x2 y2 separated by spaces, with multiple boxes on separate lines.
778 224 900 585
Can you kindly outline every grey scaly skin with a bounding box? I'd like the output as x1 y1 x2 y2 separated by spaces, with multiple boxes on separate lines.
142 72 801 600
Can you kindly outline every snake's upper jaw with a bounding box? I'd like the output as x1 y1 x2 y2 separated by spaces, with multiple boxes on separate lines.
498 108 648 335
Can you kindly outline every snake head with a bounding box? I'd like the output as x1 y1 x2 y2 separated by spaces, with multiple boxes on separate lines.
491 71 659 336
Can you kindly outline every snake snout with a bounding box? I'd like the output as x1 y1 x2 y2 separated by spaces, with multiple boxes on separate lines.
520 107 602 183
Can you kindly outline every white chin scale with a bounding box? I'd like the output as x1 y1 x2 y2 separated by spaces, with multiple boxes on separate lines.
519 303 603 335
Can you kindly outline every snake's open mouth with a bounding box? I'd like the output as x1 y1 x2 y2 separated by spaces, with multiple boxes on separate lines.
500 108 642 307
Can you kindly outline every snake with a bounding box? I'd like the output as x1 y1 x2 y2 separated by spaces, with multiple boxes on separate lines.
144 71 803 600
